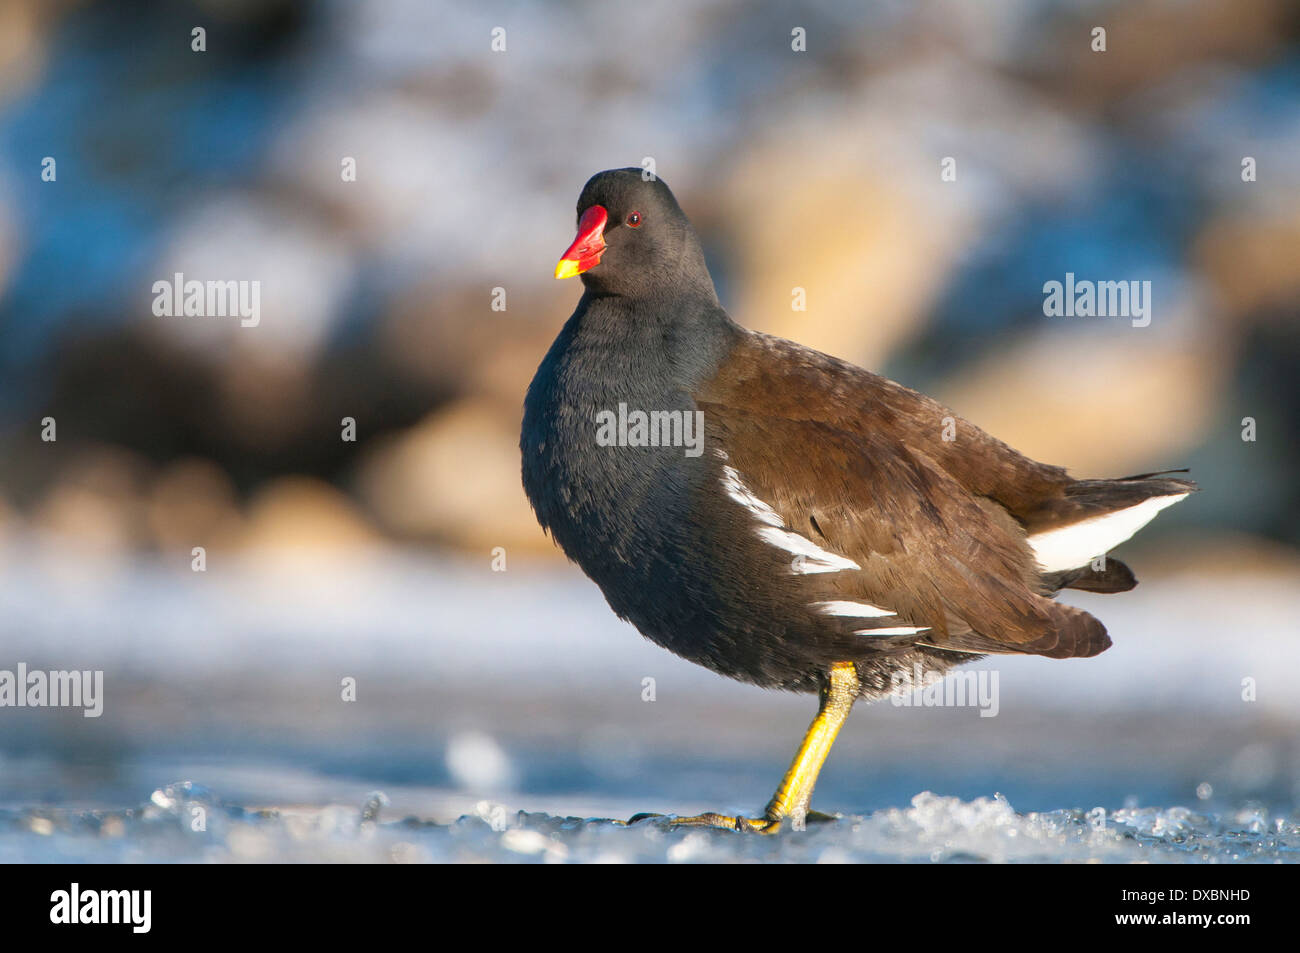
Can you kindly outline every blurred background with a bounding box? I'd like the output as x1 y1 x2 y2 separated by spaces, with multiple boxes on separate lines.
0 0 1298 860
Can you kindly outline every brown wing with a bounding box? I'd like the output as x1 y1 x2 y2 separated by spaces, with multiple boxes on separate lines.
697 331 1118 658
707 331 1193 570
699 402 1111 659
710 333 1076 524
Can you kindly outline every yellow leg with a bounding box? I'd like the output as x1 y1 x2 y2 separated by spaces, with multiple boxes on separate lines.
762 661 860 824
628 662 861 834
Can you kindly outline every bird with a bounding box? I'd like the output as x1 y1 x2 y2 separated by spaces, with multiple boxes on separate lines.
520 167 1196 833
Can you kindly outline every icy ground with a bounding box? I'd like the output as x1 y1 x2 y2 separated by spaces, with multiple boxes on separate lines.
4 780 1297 863
1 540 1299 862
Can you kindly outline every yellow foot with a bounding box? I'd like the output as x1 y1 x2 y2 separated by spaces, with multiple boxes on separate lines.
615 664 860 837
622 811 779 833
672 812 782 833
622 810 837 833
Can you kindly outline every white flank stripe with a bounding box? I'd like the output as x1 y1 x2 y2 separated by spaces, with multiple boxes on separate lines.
855 626 929 637
720 465 861 574
1028 492 1189 572
813 600 895 618
719 465 784 527
758 528 862 573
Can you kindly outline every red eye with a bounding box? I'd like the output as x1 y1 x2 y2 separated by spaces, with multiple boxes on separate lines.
626 211 641 227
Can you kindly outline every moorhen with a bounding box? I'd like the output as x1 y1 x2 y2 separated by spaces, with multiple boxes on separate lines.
521 168 1194 832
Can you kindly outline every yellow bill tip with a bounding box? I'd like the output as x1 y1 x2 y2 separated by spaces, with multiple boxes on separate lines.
554 258 582 280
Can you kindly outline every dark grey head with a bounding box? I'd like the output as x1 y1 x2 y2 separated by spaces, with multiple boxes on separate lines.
555 168 716 301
